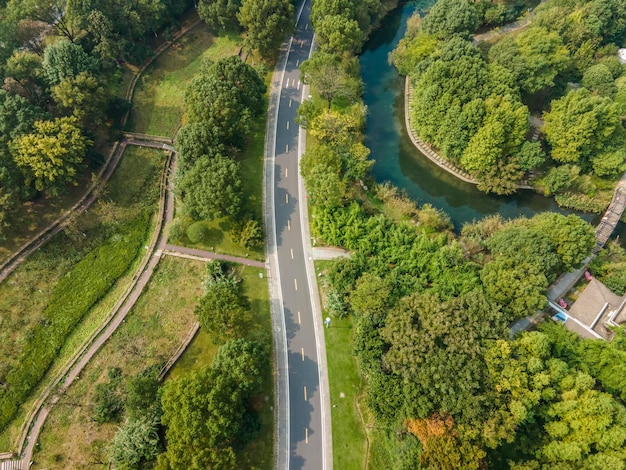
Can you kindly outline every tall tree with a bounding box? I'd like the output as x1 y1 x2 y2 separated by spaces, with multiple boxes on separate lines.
543 88 623 165
421 0 479 39
300 52 353 109
238 0 293 58
42 39 99 85
198 0 242 33
10 117 91 195
52 72 107 127
178 155 242 220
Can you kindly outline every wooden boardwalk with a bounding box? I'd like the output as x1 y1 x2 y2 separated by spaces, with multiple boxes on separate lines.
594 184 626 254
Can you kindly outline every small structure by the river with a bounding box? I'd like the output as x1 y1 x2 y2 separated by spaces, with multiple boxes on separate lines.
619 48 626 65
557 278 626 340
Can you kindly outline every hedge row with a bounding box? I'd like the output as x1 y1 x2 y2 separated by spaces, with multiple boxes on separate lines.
0 213 150 431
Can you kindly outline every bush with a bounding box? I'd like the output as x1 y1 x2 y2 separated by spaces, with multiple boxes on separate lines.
232 218 264 249
167 218 189 242
186 221 210 244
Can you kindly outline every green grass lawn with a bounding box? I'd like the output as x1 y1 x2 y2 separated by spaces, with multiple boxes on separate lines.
125 23 240 137
165 263 273 469
33 256 206 468
0 146 165 449
316 260 368 470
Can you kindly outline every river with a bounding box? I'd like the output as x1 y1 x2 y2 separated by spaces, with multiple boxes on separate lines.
360 1 615 233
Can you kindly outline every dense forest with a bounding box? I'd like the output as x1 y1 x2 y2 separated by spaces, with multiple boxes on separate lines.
0 0 197 237
392 0 626 207
0 0 294 240
299 0 626 467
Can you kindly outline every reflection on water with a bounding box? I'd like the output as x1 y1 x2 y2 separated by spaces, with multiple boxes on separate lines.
360 1 610 232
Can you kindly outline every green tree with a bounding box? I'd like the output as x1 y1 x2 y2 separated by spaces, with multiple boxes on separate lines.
543 88 623 165
10 117 91 195
159 367 240 469
175 123 228 174
582 63 618 98
238 0 293 58
198 0 242 33
184 57 265 146
517 141 547 171
348 273 392 320
528 213 595 271
213 339 268 394
300 52 354 109
381 290 506 423
481 257 547 319
300 144 347 208
315 14 364 55
178 155 242 220
194 280 251 344
110 414 161 469
515 27 570 94
42 39 99 85
52 72 107 126
421 0 479 39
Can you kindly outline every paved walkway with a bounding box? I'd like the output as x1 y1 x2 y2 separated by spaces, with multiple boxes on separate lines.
472 1 546 44
163 244 265 268
311 247 350 260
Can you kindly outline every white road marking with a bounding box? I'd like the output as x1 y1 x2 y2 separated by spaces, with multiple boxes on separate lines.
301 347 305 361
296 59 300 66
305 24 308 30
285 193 289 204
291 248 294 259
304 386 307 400
288 219 291 230
297 80 300 90
294 278 298 291
298 311 301 323
289 99 292 107
305 427 309 443
285 168 288 177
287 121 290 130
286 144 289 153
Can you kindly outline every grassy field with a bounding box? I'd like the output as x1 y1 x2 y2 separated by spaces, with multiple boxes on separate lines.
32 257 206 468
125 22 240 137
165 263 273 469
316 260 369 470
0 146 164 449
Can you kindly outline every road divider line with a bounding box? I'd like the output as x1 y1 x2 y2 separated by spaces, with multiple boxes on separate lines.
291 248 294 259
286 144 289 153
287 121 290 130
286 193 289 204
305 427 308 444
289 99 292 107
301 347 305 361
304 386 307 401
298 311 301 324
285 168 288 178
288 219 291 230
294 278 298 291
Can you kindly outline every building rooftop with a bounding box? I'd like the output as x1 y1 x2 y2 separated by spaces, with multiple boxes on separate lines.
563 278 626 340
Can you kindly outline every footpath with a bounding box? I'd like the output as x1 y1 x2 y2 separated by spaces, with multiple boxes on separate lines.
0 17 265 468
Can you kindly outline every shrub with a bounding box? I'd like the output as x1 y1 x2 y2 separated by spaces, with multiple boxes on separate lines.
167 218 189 242
186 221 210 244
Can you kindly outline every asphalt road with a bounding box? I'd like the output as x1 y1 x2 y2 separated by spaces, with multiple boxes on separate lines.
272 2 325 468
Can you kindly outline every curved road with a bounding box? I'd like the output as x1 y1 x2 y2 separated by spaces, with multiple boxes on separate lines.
266 1 332 469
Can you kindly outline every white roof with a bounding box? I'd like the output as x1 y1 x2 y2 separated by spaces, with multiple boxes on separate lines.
619 49 626 64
